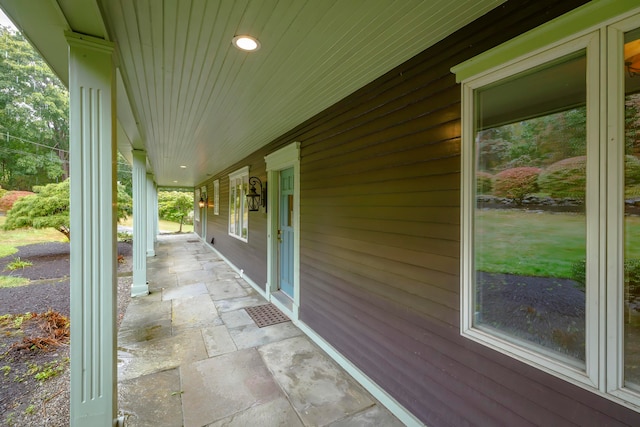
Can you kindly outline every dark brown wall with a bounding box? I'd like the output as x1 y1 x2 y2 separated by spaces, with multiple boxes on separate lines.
295 1 637 426
198 0 640 425
199 149 269 290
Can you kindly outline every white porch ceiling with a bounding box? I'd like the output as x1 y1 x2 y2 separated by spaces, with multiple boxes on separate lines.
0 0 504 187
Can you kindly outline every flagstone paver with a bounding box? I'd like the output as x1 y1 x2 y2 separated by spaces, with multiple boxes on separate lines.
117 233 404 426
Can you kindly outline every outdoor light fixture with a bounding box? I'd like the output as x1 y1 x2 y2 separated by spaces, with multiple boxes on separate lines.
232 35 261 52
246 177 266 212
625 39 640 77
198 195 206 209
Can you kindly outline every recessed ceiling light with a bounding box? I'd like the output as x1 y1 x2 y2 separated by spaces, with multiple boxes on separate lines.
232 35 260 52
180 165 187 169
173 180 178 183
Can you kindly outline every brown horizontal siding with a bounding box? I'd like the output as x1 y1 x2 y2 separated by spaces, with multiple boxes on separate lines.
194 0 640 425
293 0 639 425
302 265 640 426
199 149 268 290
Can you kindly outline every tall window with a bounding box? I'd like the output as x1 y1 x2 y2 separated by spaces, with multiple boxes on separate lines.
457 6 640 409
194 188 201 222
228 167 249 241
623 26 640 394
473 51 589 365
213 180 220 215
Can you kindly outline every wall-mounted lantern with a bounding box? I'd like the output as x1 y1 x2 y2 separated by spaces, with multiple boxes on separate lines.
198 194 207 208
247 177 266 212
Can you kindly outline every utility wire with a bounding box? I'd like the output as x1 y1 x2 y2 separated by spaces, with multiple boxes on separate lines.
0 130 69 153
0 145 68 163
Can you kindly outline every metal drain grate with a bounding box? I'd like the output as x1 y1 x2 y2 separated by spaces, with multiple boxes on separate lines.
245 304 290 328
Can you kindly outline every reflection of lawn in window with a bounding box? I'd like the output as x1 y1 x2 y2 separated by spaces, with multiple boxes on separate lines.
477 209 640 278
475 210 640 362
475 209 590 360
476 209 586 279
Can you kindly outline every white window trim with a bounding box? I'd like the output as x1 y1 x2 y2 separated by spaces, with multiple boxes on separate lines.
194 188 200 222
456 2 640 412
607 12 640 402
228 166 249 242
213 180 220 215
461 31 601 389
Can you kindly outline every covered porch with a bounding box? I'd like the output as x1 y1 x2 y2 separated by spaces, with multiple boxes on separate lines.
117 233 403 426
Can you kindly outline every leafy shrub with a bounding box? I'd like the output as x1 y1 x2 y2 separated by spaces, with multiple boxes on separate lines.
0 191 35 212
626 155 640 185
538 156 586 199
571 259 586 291
626 258 640 297
493 167 541 204
476 172 493 195
572 258 640 297
3 180 131 240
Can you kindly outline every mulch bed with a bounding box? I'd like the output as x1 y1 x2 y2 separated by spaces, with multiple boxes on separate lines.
0 241 133 426
0 242 132 317
476 272 586 360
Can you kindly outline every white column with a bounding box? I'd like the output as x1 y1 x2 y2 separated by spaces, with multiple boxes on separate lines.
131 150 149 296
66 32 119 427
146 173 156 256
153 182 159 241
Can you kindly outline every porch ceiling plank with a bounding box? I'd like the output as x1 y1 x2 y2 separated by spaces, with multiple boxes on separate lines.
168 0 206 164
135 0 160 152
161 0 177 160
109 0 152 146
148 0 165 158
171 0 215 162
166 0 193 163
0 0 506 185
173 0 243 167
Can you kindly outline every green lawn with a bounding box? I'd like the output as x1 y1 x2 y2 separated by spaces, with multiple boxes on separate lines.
119 216 193 233
0 216 68 258
476 210 640 278
0 216 68 287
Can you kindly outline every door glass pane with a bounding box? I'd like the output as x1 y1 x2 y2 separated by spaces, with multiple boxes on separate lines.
242 178 248 239
229 184 236 234
474 51 587 364
624 28 640 390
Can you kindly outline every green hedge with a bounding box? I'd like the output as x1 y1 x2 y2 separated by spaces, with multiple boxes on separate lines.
538 156 586 199
476 172 493 195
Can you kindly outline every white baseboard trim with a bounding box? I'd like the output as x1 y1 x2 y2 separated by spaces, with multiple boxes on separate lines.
294 320 424 427
200 235 423 426
294 319 425 427
202 239 267 300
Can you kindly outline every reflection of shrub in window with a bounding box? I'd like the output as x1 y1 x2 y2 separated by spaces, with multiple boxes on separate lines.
625 155 640 186
493 167 540 204
537 156 586 200
476 172 493 195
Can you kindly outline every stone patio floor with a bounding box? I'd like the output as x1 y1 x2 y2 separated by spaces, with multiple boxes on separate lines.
117 233 405 426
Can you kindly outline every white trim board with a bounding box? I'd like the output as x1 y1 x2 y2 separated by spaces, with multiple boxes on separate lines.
199 234 422 426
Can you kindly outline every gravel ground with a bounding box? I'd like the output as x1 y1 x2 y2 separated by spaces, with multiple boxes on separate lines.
477 271 586 360
1 242 133 427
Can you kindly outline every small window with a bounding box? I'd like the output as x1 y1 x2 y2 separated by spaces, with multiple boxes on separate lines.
228 167 249 241
213 180 220 215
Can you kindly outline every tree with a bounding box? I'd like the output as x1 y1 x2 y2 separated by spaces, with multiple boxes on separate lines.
157 191 193 232
0 26 69 190
117 152 133 197
3 179 132 240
